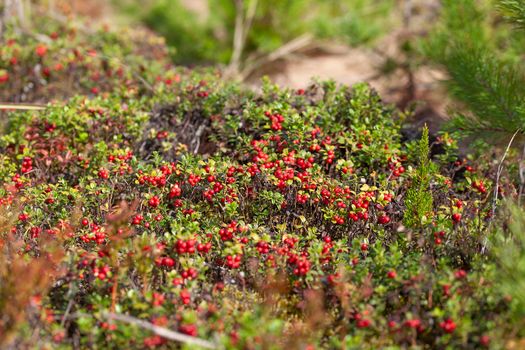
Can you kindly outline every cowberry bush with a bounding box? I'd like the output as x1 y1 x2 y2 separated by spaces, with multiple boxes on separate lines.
0 17 521 350
0 18 173 103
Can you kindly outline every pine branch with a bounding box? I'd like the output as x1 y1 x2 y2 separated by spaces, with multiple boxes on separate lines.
425 0 525 138
440 44 525 134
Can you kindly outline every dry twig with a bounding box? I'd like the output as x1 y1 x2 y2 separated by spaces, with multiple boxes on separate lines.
102 312 216 349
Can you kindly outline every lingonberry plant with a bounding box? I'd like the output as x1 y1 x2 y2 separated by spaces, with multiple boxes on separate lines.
0 14 522 350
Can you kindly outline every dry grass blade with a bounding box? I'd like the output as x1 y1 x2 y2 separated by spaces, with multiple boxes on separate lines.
0 103 46 111
102 312 217 349
240 33 314 80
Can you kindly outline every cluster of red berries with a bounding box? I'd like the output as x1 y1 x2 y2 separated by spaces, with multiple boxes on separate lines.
219 221 245 241
30 226 42 239
388 156 406 177
131 214 144 225
296 193 309 205
21 157 33 174
434 230 446 245
148 195 160 207
225 254 242 269
175 239 197 254
98 168 109 179
143 335 166 347
188 174 201 186
179 324 198 336
439 318 457 333
265 111 285 131
354 313 372 329
80 225 106 245
203 180 225 201
169 183 182 198
93 265 110 280
11 173 25 190
320 237 333 263
180 289 191 305
454 269 468 279
152 292 165 306
404 318 423 332
181 268 198 280
256 241 270 254
290 256 311 276
156 256 175 267
472 180 487 194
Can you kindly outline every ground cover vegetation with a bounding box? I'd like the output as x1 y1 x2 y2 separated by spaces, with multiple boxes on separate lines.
1 1 525 349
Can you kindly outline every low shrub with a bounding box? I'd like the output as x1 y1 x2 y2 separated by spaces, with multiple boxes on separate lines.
0 17 173 103
0 14 522 350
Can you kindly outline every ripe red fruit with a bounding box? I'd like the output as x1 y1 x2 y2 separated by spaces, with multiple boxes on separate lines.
226 255 242 269
454 269 467 279
387 270 397 279
131 214 143 225
360 243 369 252
452 213 462 224
439 318 456 333
148 196 160 208
356 319 371 328
404 319 421 329
473 180 487 194
433 230 445 245
179 324 198 336
98 168 109 179
35 44 48 57
388 320 397 329
81 218 89 226
378 214 391 225
480 335 490 346
180 289 191 304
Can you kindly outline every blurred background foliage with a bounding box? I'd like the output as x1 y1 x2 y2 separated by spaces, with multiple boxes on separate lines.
3 0 525 137
112 0 396 66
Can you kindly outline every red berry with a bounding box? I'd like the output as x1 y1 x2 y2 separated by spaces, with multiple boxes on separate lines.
480 335 490 346
452 213 462 224
439 318 456 333
35 44 48 57
387 270 397 279
148 196 160 208
378 214 391 225
98 168 109 179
